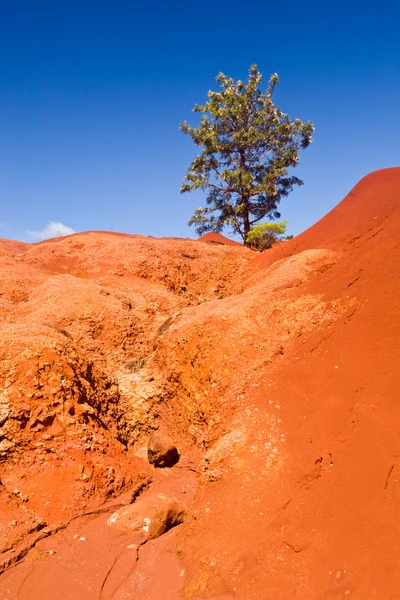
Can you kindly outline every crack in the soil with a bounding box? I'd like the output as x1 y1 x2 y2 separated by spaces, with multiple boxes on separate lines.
17 564 34 600
347 269 363 288
384 464 395 490
99 540 147 600
0 480 151 577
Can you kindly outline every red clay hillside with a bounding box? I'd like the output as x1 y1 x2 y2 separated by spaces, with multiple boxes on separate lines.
0 167 399 599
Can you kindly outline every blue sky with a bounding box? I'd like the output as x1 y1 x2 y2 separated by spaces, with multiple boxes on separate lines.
0 0 399 242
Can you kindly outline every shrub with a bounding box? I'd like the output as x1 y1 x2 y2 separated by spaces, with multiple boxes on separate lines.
246 220 288 251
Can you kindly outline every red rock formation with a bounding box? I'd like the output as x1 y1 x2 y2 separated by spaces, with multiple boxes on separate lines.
0 167 400 599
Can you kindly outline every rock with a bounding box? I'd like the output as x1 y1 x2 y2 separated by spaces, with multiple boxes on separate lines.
107 493 186 541
147 431 179 467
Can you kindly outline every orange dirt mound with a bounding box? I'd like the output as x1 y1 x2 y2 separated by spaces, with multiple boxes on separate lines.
1 167 400 599
251 166 400 270
197 231 242 246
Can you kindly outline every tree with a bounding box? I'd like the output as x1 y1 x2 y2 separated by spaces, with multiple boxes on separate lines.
246 220 288 251
180 65 314 245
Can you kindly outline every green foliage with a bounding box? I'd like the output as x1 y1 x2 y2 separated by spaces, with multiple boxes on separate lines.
180 65 314 244
246 220 288 251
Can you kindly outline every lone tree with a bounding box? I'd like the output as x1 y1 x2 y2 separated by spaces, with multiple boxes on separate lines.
180 65 314 245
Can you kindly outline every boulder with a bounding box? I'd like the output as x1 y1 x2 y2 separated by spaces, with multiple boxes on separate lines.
147 431 179 467
107 493 185 541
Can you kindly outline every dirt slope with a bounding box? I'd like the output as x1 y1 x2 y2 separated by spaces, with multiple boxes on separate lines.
175 167 400 599
197 232 242 246
0 167 400 599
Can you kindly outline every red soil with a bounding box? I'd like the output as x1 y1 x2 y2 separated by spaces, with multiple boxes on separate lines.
197 232 242 246
1 167 400 599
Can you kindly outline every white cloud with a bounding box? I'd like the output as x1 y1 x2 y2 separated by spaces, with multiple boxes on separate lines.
27 221 76 241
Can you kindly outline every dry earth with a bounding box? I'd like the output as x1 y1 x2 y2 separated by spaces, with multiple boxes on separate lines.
0 167 399 599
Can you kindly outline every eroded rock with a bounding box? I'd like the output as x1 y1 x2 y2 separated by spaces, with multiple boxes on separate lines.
147 431 180 467
107 493 186 541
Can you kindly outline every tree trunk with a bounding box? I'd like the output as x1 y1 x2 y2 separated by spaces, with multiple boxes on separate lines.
239 151 250 246
242 196 250 246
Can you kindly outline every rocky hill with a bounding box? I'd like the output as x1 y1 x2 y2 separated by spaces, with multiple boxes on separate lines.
0 167 399 599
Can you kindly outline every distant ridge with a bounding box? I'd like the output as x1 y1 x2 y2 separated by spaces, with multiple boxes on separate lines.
197 232 241 246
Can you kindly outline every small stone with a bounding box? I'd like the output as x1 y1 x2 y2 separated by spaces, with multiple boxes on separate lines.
334 569 343 579
147 431 179 468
